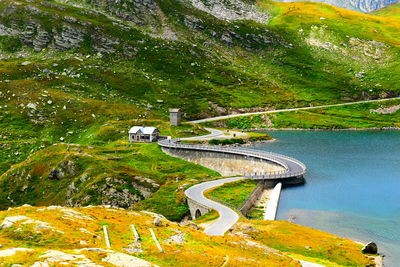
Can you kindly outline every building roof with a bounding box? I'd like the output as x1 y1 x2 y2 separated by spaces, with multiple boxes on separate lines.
129 126 159 135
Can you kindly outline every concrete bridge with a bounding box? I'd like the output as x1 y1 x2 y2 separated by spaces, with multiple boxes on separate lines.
158 136 306 181
187 198 211 220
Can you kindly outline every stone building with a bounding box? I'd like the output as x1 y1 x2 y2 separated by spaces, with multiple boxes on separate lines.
129 126 160 143
169 108 182 126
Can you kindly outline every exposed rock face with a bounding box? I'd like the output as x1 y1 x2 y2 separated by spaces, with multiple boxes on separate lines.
53 25 85 51
48 169 64 180
165 233 185 244
48 160 77 180
66 176 147 208
0 248 34 257
188 0 269 22
0 4 118 53
103 252 158 267
362 242 378 254
56 0 161 26
274 0 399 12
370 104 400 114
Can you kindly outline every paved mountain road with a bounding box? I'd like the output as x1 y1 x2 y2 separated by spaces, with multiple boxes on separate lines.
184 177 246 236
189 97 400 124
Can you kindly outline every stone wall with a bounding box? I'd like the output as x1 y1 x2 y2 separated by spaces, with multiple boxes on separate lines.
239 182 265 216
162 148 285 176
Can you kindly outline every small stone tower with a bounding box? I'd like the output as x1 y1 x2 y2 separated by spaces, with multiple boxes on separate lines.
169 108 182 126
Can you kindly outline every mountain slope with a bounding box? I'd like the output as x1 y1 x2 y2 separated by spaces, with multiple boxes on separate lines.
373 1 400 17
0 0 400 213
273 0 400 12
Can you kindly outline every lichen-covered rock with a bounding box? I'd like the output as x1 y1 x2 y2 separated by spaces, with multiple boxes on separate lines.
0 248 34 257
0 215 29 229
165 233 185 244
153 217 162 227
103 252 158 267
362 242 378 254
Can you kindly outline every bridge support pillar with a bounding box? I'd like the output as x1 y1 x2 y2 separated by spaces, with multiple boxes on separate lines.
187 198 212 220
263 175 305 187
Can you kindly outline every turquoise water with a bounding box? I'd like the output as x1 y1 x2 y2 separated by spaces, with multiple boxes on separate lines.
253 131 400 266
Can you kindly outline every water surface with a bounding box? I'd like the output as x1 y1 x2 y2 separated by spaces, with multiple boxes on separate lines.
253 131 400 266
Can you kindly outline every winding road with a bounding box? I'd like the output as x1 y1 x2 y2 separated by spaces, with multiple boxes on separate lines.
184 177 246 236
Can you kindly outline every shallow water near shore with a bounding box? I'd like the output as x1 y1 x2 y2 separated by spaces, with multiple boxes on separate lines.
252 131 400 266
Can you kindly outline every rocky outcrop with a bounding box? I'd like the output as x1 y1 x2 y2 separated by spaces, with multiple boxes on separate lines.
370 104 400 114
0 150 159 210
188 0 269 23
53 24 85 51
0 4 119 53
362 242 378 254
56 0 161 26
66 175 156 209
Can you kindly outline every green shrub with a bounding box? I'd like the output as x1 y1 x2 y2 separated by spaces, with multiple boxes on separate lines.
208 138 245 145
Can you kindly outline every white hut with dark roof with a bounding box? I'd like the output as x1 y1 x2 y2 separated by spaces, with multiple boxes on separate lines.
129 126 160 143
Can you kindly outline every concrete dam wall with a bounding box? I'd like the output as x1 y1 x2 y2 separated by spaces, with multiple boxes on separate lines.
162 147 285 176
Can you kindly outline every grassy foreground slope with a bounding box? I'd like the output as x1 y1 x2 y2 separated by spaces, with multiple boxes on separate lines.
232 219 375 266
0 206 299 266
0 205 374 266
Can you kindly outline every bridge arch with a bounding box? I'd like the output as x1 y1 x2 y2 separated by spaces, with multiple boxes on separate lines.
187 198 211 220
195 209 202 219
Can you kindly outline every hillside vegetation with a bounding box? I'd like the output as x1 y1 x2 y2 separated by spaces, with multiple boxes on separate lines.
273 0 399 13
373 2 400 18
0 1 393 264
205 99 400 129
0 120 218 221
0 0 399 217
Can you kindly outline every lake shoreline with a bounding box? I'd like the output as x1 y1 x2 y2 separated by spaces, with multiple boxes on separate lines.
253 131 400 266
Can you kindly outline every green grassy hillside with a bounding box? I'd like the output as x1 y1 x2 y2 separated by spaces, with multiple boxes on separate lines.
205 99 400 129
0 119 218 220
373 2 400 18
0 0 400 218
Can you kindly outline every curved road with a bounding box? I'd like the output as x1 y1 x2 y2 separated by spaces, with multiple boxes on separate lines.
184 177 246 236
181 128 225 141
